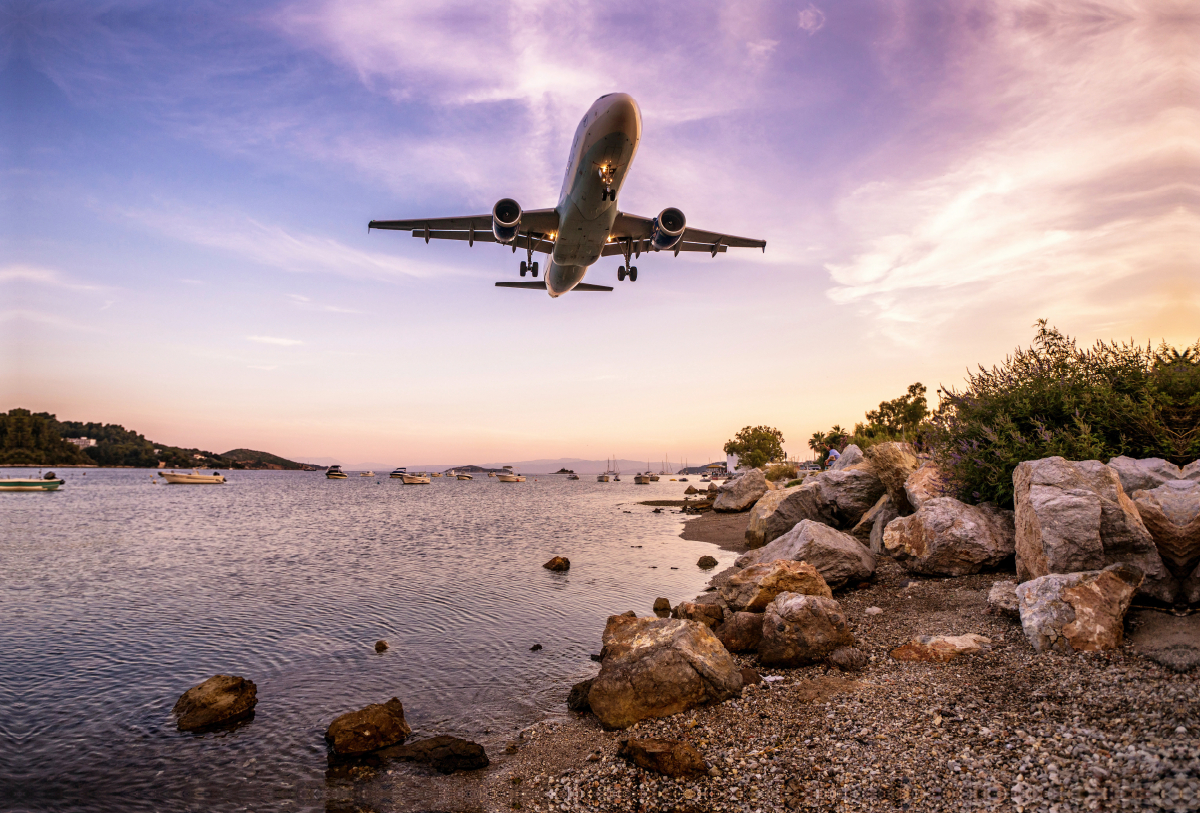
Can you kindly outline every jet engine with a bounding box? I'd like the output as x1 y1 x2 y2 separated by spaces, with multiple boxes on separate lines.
650 207 686 251
492 198 522 244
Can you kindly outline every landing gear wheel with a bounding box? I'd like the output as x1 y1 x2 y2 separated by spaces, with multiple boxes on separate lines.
520 261 527 277
617 266 626 282
531 262 539 277
629 267 637 282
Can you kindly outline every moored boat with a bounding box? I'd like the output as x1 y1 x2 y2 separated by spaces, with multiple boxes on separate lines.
401 473 431 484
0 472 65 492
567 473 580 480
326 465 348 479
390 467 407 478
496 472 525 482
361 471 375 477
159 469 226 484
633 473 651 484
456 473 473 480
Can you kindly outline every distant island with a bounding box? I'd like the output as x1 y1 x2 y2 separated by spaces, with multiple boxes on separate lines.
554 468 576 474
444 464 516 474
0 408 324 470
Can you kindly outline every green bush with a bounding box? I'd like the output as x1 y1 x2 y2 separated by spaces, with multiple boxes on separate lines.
929 321 1200 508
784 478 805 488
764 463 797 482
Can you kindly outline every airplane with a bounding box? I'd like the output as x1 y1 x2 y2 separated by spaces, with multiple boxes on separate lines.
367 93 766 297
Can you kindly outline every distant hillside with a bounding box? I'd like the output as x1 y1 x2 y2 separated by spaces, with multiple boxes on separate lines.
222 449 324 471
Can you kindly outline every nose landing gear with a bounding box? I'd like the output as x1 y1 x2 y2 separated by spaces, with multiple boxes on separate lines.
598 164 616 201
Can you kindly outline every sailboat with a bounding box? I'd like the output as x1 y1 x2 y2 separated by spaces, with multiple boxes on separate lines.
610 455 621 482
597 456 611 482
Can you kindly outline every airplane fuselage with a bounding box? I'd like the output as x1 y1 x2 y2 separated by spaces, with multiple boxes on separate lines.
545 93 641 296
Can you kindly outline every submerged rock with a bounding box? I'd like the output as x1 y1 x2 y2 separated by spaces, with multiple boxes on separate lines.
713 468 768 513
758 593 854 667
172 674 258 732
374 640 389 653
720 559 831 612
391 735 489 773
1016 563 1143 654
587 615 743 729
325 698 411 755
883 498 1015 576
652 597 672 617
890 634 992 662
543 556 571 572
697 555 719 569
737 521 876 590
617 737 708 778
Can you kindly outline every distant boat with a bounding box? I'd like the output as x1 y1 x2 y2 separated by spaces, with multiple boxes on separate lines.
567 473 580 480
596 473 609 482
456 473 473 480
390 468 407 478
401 473 431 484
327 465 348 479
431 472 443 477
1 473 65 492
497 472 525 482
160 469 226 484
360 471 375 477
634 473 651 484
488 472 495 477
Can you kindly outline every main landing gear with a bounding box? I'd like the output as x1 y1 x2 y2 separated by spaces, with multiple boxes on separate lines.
519 260 539 277
617 265 637 282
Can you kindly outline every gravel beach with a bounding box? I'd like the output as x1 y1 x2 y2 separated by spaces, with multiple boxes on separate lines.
328 511 1199 813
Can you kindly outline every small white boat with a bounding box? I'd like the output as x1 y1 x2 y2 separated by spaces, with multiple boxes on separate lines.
456 473 474 480
496 473 526 482
401 473 431 484
327 465 348 479
634 473 651 485
159 469 226 484
0 473 65 492
361 471 375 477
567 473 580 480
596 474 610 482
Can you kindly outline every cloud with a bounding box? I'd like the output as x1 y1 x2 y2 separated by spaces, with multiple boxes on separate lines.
797 4 825 34
0 264 102 292
247 335 303 346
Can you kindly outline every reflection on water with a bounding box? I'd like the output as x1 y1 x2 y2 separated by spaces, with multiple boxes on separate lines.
0 469 732 812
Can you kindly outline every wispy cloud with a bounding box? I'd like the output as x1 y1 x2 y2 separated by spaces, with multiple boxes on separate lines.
797 4 825 34
247 335 303 346
0 264 103 292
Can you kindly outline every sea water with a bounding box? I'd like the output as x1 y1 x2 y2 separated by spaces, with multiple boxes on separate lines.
0 469 732 811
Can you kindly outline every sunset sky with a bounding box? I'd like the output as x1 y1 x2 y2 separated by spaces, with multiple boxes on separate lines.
3 0 1196 467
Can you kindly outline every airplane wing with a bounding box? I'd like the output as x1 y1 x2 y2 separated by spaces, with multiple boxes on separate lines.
610 212 766 256
369 209 561 253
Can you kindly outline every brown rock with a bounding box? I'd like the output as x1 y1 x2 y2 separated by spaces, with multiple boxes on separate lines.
758 593 854 667
684 485 699 495
587 616 743 729
1131 481 1200 579
715 611 764 652
850 493 899 553
987 581 1020 619
719 559 832 612
863 442 920 513
374 640 388 653
827 646 869 672
391 735 489 773
567 678 594 712
883 498 1015 576
1016 563 1144 653
325 698 412 755
697 555 719 569
543 556 570 572
617 738 708 778
739 667 763 686
652 597 672 617
890 634 992 662
904 464 947 511
671 601 724 629
737 521 876 590
172 674 258 732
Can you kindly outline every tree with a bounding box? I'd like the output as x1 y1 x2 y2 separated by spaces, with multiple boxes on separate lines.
723 425 785 470
0 409 92 465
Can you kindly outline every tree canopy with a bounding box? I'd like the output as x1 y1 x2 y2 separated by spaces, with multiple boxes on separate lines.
0 409 92 465
724 425 785 469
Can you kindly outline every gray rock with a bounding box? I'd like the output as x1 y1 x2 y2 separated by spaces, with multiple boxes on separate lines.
758 593 854 667
744 487 801 548
1131 480 1200 582
1015 563 1144 654
830 444 864 471
904 463 948 510
1013 457 1170 601
851 493 898 553
172 674 258 732
737 520 876 589
587 615 743 729
713 468 768 513
987 580 1020 619
883 498 1015 576
863 442 920 513
742 467 887 546
1108 456 1200 494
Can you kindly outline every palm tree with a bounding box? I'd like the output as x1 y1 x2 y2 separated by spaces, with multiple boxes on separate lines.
808 431 826 460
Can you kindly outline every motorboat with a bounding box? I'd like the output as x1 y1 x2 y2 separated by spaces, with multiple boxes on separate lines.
326 465 348 479
596 474 609 482
431 472 443 477
700 476 710 482
488 472 496 477
633 473 651 485
456 473 474 480
649 474 660 481
567 473 580 480
360 471 375 477
496 473 525 482
390 468 407 478
0 472 65 492
160 469 226 484
401 473 431 484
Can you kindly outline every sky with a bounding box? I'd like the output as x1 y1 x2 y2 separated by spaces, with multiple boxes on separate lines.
3 0 1197 467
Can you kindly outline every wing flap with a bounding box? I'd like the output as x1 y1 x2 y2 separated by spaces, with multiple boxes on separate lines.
370 208 560 235
599 241 727 257
610 211 766 252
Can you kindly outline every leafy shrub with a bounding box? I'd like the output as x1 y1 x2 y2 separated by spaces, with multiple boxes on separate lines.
764 463 798 482
784 478 805 488
929 321 1200 508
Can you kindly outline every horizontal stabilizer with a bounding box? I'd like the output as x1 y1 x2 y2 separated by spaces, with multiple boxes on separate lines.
494 281 613 292
572 283 614 292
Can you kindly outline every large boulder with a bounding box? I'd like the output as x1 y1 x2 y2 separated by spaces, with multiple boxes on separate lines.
172 674 258 732
713 468 769 512
1108 456 1200 494
719 559 831 612
391 735 489 773
740 467 887 547
830 444 864 470
904 463 948 510
744 487 800 547
1131 480 1200 583
1016 563 1143 654
617 738 708 778
715 611 764 652
863 442 920 513
758 593 854 667
325 698 412 755
883 498 1015 576
736 520 876 589
850 493 899 553
587 616 743 729
670 601 724 629
1013 457 1170 601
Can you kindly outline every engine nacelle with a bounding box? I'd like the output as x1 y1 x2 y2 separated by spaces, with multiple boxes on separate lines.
492 198 522 244
650 207 686 251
